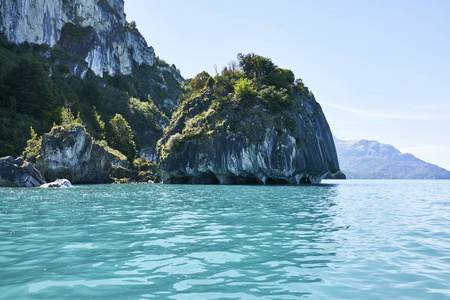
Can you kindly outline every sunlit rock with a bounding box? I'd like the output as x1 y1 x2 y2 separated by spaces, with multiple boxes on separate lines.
40 179 72 188
158 78 340 184
36 125 128 184
0 0 154 77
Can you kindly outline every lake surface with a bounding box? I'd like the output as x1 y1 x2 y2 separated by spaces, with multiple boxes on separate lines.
1 180 449 299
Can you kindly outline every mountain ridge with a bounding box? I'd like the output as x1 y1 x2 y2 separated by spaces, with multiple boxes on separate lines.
334 137 450 179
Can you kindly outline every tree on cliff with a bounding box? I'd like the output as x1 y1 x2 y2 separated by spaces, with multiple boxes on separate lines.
105 114 137 161
22 127 42 163
190 71 211 90
234 78 257 100
5 53 54 117
238 53 276 80
237 53 295 90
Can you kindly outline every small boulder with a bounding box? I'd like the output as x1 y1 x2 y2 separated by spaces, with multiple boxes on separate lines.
40 179 72 188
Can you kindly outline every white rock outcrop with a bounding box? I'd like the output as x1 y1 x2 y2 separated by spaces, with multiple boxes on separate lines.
40 179 72 188
0 0 154 77
36 125 129 184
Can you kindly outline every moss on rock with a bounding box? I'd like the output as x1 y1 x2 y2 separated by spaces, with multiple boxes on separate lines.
157 54 340 184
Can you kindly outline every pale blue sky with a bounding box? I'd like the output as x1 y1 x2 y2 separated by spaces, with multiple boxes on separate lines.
125 0 450 170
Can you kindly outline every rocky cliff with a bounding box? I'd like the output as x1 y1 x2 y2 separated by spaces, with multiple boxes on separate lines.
0 0 154 77
157 55 340 184
36 125 129 183
334 137 450 179
159 93 339 185
0 0 186 160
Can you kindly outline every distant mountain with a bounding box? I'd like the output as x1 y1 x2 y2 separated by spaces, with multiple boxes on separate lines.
334 137 450 179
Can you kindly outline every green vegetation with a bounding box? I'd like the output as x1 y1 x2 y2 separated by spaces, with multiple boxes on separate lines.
125 21 137 31
96 139 128 162
190 71 211 90
158 53 315 160
61 106 82 127
238 53 276 82
1 26 312 171
234 78 257 100
128 96 168 149
0 30 185 161
60 22 92 40
22 106 130 165
4 53 54 117
104 114 136 162
22 127 42 163
132 156 157 172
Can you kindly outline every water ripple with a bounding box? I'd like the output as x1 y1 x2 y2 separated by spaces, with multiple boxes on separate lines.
0 181 449 299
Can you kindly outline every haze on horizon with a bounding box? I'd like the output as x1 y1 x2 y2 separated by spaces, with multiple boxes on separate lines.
125 0 450 170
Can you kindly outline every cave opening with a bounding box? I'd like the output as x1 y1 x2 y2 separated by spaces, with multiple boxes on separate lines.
265 178 288 185
245 177 261 185
189 173 220 184
168 176 192 184
300 177 312 184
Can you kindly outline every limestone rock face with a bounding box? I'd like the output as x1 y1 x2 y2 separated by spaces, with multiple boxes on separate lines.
158 92 340 185
36 125 128 184
0 0 154 77
0 156 46 187
139 148 158 162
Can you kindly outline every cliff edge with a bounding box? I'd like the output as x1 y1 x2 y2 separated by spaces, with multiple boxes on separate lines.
0 0 154 77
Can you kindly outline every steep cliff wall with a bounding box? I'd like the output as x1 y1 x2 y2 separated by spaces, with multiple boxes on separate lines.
159 96 339 184
0 0 154 77
157 58 340 184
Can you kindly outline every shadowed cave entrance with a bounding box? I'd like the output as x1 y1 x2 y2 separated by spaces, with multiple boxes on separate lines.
300 177 312 184
167 174 313 185
167 173 220 184
265 178 288 185
219 175 264 185
169 174 265 185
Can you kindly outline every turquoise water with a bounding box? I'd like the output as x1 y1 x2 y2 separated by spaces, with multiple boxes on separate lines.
1 180 450 299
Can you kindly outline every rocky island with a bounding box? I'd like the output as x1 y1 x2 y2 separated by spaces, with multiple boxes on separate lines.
158 55 339 184
0 0 341 185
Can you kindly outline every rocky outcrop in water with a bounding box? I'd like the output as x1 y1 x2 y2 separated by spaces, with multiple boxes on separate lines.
323 170 346 179
0 156 46 187
40 178 72 188
0 0 154 77
36 125 129 184
159 97 339 184
158 55 340 184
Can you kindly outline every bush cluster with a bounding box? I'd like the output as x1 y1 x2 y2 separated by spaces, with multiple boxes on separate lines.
159 53 315 158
